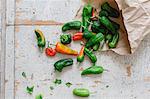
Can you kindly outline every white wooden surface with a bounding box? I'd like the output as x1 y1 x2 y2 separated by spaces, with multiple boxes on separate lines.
1 0 150 99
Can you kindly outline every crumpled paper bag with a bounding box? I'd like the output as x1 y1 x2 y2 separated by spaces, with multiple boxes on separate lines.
76 0 150 55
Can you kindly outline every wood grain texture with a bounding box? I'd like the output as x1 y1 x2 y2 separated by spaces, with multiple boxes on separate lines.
1 0 150 99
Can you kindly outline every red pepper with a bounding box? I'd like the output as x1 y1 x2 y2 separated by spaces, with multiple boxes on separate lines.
45 42 56 57
91 8 98 21
73 32 83 41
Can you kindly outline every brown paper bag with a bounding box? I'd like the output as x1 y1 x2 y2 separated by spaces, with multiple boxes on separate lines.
76 0 150 55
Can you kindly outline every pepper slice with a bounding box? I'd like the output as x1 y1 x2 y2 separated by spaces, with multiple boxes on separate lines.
54 58 73 72
77 46 85 63
55 42 78 56
73 32 83 41
60 34 72 44
84 48 97 63
35 29 46 49
81 66 104 75
62 21 81 32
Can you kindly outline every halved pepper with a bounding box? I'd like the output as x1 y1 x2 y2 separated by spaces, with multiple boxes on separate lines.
84 48 97 63
54 58 73 72
35 29 46 49
62 21 81 32
77 46 85 63
55 42 78 56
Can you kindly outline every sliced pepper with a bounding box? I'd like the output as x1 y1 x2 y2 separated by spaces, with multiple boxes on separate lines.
55 42 78 56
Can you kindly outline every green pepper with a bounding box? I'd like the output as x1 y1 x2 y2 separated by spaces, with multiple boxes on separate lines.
81 66 104 75
54 58 73 72
91 21 107 34
73 88 90 97
84 48 97 63
111 20 120 31
35 29 46 49
82 4 93 31
99 16 116 34
91 20 101 33
62 21 81 32
105 34 113 42
85 33 104 48
109 32 119 48
101 2 120 18
92 43 100 51
60 34 72 44
83 29 95 40
99 10 109 17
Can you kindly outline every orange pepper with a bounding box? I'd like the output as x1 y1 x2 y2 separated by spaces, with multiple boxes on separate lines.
55 42 78 56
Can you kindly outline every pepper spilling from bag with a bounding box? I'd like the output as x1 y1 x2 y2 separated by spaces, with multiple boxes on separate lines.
73 32 83 41
85 33 104 48
54 58 73 72
62 21 81 32
35 29 46 50
55 42 78 56
84 48 97 63
101 2 120 18
81 65 104 75
77 46 85 63
109 32 119 48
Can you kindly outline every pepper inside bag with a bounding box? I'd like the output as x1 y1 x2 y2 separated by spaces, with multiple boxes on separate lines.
76 0 131 55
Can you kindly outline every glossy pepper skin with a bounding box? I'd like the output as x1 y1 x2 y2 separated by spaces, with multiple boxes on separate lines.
93 43 100 51
60 34 72 44
84 48 97 63
35 29 46 49
77 46 85 63
91 21 101 33
62 21 81 32
73 32 83 41
101 2 120 18
55 42 78 55
81 66 104 75
85 33 104 48
73 88 90 97
109 32 119 48
105 34 113 42
54 58 73 72
82 4 93 31
99 10 109 17
110 20 120 31
99 16 116 34
45 48 56 56
83 29 95 40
